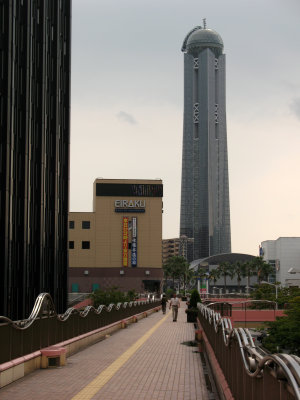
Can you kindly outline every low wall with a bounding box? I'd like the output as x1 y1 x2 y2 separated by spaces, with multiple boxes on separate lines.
231 309 285 323
0 296 160 364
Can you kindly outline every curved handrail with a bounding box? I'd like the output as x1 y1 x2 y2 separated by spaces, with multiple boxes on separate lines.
0 293 157 330
198 303 300 399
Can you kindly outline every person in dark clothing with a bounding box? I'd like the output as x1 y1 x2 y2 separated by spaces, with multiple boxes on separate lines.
161 293 168 314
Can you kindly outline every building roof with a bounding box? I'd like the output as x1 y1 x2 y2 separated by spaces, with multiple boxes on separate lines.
187 28 223 52
182 27 224 56
190 253 256 269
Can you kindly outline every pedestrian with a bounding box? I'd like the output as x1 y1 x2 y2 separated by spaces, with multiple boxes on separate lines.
161 293 168 314
169 293 180 321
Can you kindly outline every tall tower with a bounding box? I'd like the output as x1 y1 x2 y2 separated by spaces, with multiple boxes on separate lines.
0 1 71 319
180 23 231 262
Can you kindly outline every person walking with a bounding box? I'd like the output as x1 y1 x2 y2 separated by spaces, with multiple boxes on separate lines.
169 293 180 321
161 293 168 314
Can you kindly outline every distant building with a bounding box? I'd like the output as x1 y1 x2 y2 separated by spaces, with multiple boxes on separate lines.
260 238 300 287
190 253 257 293
0 1 71 319
162 236 195 265
180 23 231 261
162 238 180 265
69 179 163 294
179 235 194 260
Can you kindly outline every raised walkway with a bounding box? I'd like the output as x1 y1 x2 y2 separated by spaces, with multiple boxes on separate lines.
0 305 210 400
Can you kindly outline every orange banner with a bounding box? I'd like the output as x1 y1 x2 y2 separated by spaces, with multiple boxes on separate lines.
122 217 128 267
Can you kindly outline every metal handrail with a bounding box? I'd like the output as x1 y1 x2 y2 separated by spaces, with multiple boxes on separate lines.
198 302 300 399
0 293 156 330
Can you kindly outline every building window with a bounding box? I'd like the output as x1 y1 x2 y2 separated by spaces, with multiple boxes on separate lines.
69 220 74 229
82 221 90 229
82 241 90 249
69 241 74 249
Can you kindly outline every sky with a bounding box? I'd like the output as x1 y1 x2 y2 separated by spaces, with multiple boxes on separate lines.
70 0 300 256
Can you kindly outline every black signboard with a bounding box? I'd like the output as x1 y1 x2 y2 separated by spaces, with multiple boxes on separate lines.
96 183 163 197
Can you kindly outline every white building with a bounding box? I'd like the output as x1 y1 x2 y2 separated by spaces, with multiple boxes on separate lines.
260 237 300 287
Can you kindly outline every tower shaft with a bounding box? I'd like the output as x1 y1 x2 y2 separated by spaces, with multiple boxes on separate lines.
180 27 231 261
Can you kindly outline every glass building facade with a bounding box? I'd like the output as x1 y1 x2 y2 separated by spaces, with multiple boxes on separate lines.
180 25 231 261
0 1 71 320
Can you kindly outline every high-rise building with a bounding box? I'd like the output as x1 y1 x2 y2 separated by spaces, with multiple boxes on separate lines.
0 1 71 320
180 23 231 261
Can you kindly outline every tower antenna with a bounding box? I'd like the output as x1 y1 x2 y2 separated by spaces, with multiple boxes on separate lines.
203 18 207 29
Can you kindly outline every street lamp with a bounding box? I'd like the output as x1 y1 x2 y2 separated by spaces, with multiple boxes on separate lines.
261 281 279 310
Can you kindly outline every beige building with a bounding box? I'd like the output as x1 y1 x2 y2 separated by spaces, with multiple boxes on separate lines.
162 236 194 265
69 179 163 293
162 238 180 265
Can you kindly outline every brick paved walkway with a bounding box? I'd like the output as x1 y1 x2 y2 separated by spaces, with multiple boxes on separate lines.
0 305 209 400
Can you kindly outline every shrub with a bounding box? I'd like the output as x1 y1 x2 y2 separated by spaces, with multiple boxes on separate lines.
189 289 201 308
263 296 300 355
127 289 138 301
185 290 201 323
166 288 176 299
90 286 134 308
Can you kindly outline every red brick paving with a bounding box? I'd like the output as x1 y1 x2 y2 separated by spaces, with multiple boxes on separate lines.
0 305 208 400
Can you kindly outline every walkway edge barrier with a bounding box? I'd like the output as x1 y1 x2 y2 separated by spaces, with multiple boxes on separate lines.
197 302 300 400
197 317 234 400
0 306 159 389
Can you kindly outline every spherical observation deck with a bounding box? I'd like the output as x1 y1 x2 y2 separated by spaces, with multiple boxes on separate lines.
185 28 224 56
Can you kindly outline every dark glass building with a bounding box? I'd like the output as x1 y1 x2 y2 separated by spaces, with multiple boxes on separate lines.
180 24 231 261
0 1 71 320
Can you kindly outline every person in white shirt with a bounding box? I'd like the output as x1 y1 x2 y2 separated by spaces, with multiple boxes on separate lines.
169 293 180 321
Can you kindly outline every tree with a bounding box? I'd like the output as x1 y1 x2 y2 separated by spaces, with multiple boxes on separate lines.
251 284 300 309
163 256 189 291
162 261 173 286
241 261 256 293
252 257 274 284
218 262 234 293
233 261 244 292
263 296 300 355
208 268 221 291
181 262 194 294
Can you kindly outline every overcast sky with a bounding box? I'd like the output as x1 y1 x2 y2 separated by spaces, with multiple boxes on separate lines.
70 0 300 256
